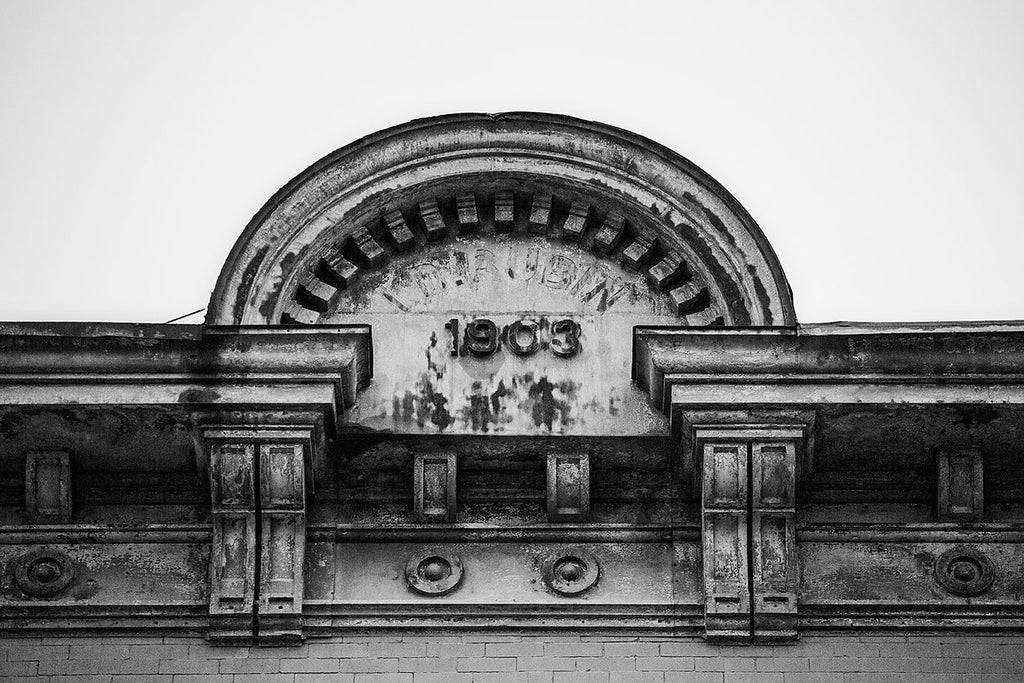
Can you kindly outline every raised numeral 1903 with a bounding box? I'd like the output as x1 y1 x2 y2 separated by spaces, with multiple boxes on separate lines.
446 317 580 358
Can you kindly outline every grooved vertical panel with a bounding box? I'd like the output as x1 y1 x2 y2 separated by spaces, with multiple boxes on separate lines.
701 443 750 641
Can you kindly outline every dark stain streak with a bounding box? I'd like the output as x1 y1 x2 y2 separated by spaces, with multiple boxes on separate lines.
490 380 509 415
609 392 620 416
400 391 415 421
381 290 411 312
177 389 220 404
748 264 774 325
466 382 491 433
235 245 269 324
580 281 606 304
959 406 999 428
457 378 516 433
70 578 100 601
419 373 452 431
393 338 452 431
674 218 750 326
258 250 295 322
527 376 572 431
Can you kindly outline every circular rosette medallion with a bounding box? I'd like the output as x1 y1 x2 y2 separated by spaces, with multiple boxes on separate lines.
934 546 995 597
14 548 75 598
405 551 464 596
542 549 600 596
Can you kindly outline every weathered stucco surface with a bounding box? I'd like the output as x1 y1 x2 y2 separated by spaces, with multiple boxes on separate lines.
339 234 673 435
0 114 1021 665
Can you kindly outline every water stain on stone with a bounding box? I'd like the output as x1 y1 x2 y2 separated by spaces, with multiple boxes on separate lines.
177 388 220 404
464 381 492 433
527 376 571 431
391 337 453 431
958 406 999 428
491 380 510 414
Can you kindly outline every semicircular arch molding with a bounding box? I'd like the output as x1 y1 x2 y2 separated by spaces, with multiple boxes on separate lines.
206 113 796 328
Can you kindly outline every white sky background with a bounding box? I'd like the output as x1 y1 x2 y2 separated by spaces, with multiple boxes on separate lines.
0 0 1022 324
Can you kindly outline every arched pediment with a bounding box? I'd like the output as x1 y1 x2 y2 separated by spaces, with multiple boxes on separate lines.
206 113 795 328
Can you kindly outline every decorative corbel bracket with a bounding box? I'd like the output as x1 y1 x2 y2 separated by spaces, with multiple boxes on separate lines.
694 424 805 643
203 424 313 646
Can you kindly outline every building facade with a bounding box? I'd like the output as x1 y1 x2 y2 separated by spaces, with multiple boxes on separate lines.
0 113 1021 681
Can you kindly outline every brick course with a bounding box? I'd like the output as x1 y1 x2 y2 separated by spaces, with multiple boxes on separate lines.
0 634 1022 682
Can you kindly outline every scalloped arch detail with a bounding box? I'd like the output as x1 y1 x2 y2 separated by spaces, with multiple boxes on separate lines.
206 113 796 327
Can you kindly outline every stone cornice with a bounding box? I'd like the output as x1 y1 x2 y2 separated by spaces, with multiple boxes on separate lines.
0 324 372 412
634 324 1024 412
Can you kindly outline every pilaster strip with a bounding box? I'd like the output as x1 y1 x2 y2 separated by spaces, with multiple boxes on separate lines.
750 441 798 641
701 442 751 642
208 442 257 645
257 443 307 645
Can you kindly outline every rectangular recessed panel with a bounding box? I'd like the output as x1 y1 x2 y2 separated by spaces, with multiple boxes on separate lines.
222 517 250 582
948 453 975 512
260 444 305 510
756 513 791 583
752 511 797 629
936 448 984 521
711 514 744 586
211 512 256 613
701 510 750 629
555 461 581 509
259 512 305 618
33 458 65 515
211 444 255 511
266 517 296 588
753 443 796 509
422 459 449 515
414 453 457 522
703 444 747 509
547 453 590 522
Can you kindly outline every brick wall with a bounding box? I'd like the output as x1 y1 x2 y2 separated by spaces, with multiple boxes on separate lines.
1 633 1022 683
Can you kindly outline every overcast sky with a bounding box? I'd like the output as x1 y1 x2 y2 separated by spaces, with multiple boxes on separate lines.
1 1 1021 324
